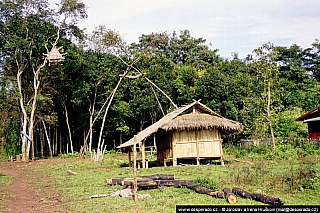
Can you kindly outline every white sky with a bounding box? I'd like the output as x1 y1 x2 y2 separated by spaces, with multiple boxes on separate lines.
49 0 320 59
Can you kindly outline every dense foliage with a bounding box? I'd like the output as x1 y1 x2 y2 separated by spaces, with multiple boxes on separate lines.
0 0 319 158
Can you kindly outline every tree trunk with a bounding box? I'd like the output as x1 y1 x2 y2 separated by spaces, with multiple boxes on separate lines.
119 132 123 152
27 61 46 161
42 120 53 157
17 69 28 162
40 126 44 157
54 124 58 155
59 127 62 154
267 80 276 151
232 187 284 206
62 100 73 154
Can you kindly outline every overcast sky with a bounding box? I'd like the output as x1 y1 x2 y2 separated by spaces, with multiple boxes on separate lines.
50 0 320 59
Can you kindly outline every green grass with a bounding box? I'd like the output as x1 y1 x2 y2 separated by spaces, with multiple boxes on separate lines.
0 173 14 211
30 149 320 213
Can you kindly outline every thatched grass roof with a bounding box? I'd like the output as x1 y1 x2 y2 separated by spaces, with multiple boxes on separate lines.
117 100 243 148
161 113 243 132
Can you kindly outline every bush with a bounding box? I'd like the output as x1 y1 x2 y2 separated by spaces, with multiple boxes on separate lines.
3 119 20 157
224 137 318 161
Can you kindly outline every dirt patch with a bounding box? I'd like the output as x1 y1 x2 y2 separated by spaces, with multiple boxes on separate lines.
0 160 67 213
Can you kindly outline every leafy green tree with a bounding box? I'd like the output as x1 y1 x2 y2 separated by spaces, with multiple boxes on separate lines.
303 39 320 81
0 0 86 161
250 43 280 149
274 107 308 138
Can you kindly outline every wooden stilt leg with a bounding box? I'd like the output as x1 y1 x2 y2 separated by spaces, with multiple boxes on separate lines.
173 158 177 166
128 147 132 167
196 157 200 166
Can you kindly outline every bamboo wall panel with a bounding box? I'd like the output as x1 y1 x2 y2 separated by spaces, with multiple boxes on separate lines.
175 142 197 157
198 141 221 157
198 129 219 140
158 129 222 161
173 129 221 158
175 130 196 143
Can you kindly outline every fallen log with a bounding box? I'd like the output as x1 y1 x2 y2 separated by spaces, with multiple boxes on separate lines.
232 187 284 206
67 170 77 175
110 179 193 188
139 174 175 180
232 187 251 199
250 193 284 206
89 194 109 199
182 183 224 198
107 174 175 185
223 188 237 204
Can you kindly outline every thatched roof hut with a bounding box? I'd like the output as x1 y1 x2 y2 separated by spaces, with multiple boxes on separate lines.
118 100 243 167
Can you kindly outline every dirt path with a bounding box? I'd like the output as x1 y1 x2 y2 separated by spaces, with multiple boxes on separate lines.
0 160 65 213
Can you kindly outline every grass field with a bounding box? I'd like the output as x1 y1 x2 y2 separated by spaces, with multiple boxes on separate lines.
0 172 14 211
28 144 320 213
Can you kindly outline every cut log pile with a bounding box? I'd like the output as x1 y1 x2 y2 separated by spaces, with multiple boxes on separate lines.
105 174 283 206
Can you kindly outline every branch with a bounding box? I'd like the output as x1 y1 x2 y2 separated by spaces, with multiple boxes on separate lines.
114 54 178 109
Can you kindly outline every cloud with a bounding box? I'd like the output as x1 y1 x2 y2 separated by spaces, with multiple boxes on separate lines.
49 0 320 58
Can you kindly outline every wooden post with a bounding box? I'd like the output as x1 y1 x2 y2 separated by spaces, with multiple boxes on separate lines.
128 147 132 167
196 130 200 166
133 136 138 201
141 139 145 168
172 132 177 166
219 137 224 166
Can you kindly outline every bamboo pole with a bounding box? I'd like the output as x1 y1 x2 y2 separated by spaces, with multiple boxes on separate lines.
133 136 138 201
62 99 74 154
96 56 143 155
114 54 178 109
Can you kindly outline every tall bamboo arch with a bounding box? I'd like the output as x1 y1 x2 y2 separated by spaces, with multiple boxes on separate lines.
79 53 177 159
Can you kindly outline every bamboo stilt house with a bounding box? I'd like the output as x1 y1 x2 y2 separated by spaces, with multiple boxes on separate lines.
117 100 243 167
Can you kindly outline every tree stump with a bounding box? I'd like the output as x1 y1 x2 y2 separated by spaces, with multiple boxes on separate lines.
16 154 21 162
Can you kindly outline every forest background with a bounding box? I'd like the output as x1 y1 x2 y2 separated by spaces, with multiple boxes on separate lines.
0 0 319 161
